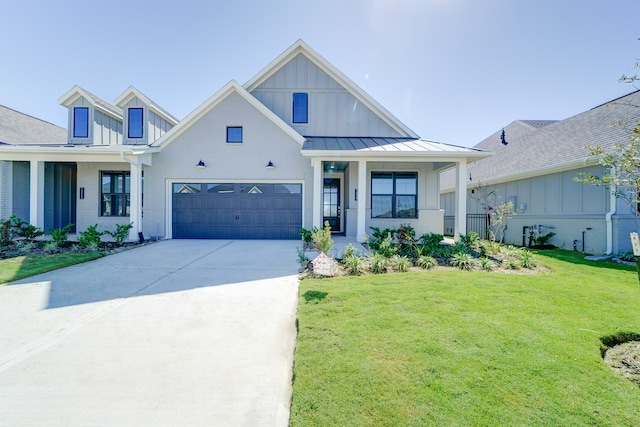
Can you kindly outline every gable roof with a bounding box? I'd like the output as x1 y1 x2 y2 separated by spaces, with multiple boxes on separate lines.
58 85 123 120
150 80 305 149
114 86 179 125
0 104 67 145
441 90 640 190
243 39 419 139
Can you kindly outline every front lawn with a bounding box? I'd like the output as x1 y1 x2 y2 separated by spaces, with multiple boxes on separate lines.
291 250 640 426
0 252 103 284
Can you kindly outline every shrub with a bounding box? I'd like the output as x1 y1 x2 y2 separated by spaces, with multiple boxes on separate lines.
105 222 133 245
14 240 36 255
16 224 45 241
78 224 104 247
50 223 74 246
43 240 59 254
0 218 12 246
459 231 480 248
367 227 397 252
299 228 314 246
369 253 388 274
311 221 334 255
343 256 364 276
518 249 536 269
417 255 438 269
482 240 502 256
450 253 476 270
297 247 309 267
533 231 556 246
375 234 397 258
341 243 358 259
502 257 521 270
391 255 411 272
478 257 497 271
418 233 444 253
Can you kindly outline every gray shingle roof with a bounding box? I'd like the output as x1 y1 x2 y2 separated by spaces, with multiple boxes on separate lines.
0 105 67 145
80 88 123 118
442 90 640 189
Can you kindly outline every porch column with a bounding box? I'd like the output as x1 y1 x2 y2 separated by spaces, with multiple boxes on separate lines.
454 160 467 240
356 160 367 242
312 158 322 229
29 160 45 228
128 162 142 241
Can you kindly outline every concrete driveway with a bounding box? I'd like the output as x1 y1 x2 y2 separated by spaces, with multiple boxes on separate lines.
0 239 300 426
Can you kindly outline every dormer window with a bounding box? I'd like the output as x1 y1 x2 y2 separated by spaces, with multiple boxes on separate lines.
128 108 143 138
73 107 89 138
292 93 308 123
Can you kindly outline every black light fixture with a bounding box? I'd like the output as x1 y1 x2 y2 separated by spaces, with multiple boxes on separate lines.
266 160 275 169
196 160 206 169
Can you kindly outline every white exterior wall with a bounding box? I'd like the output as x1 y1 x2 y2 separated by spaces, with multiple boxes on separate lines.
345 161 443 238
251 53 403 137
148 110 172 143
143 91 313 239
76 162 132 236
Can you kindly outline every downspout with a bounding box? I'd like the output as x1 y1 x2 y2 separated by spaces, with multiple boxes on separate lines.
605 167 616 255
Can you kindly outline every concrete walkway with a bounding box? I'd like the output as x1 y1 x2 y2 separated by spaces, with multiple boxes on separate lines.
0 239 300 426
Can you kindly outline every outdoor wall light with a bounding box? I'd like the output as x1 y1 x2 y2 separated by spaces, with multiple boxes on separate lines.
196 160 206 169
266 160 275 169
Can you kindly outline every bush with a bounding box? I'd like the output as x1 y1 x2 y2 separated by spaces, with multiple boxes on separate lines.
391 255 411 272
418 233 444 252
417 255 438 269
311 221 334 255
343 256 364 276
43 240 59 254
459 231 480 248
50 223 74 246
518 249 536 269
341 243 358 259
299 228 314 246
533 232 556 246
450 253 476 270
0 218 12 246
478 257 497 271
375 234 397 258
369 253 388 274
78 224 104 247
105 222 133 245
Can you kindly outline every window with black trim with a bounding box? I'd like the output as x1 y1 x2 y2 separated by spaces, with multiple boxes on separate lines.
371 172 417 218
73 107 89 138
128 108 143 138
292 92 308 123
227 126 243 143
101 171 130 216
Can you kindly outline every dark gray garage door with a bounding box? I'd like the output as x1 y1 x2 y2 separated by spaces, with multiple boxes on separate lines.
172 183 302 239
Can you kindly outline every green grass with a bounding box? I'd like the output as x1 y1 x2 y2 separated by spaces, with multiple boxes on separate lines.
291 250 640 426
0 252 103 284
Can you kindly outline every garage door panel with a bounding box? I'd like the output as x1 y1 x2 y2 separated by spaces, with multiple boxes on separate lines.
172 183 302 239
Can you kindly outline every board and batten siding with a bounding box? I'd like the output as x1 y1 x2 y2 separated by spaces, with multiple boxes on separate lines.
121 98 173 145
251 53 403 137
67 97 122 145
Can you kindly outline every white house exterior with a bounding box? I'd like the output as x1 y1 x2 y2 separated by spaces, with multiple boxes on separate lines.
440 91 640 255
1 40 488 242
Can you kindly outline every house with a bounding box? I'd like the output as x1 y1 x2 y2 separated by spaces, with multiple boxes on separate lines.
440 90 640 255
0 40 489 242
0 105 67 224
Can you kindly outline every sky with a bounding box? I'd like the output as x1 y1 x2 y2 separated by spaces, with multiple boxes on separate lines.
1 0 639 147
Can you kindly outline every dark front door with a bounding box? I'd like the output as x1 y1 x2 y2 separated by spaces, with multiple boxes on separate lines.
323 178 341 232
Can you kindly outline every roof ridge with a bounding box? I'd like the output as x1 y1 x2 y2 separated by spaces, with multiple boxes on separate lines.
590 89 640 110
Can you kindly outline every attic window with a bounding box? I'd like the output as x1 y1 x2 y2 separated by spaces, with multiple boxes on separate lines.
73 107 89 138
293 93 308 123
128 108 143 138
227 126 243 143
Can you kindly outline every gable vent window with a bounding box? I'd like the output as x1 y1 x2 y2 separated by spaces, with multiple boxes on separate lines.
128 108 144 138
292 92 308 123
73 107 89 138
227 126 243 143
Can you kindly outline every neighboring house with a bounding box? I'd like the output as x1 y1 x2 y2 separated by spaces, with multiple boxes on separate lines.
0 40 488 241
440 90 640 255
0 105 67 223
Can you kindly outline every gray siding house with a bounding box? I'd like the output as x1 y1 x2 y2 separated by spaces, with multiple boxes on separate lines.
441 91 640 255
1 40 488 242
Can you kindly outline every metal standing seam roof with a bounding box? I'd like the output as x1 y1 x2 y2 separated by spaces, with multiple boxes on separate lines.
0 105 67 144
302 136 487 154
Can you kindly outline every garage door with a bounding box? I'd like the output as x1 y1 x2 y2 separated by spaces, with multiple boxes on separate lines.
172 183 302 239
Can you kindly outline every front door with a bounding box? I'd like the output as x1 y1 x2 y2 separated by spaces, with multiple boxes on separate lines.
323 178 341 232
